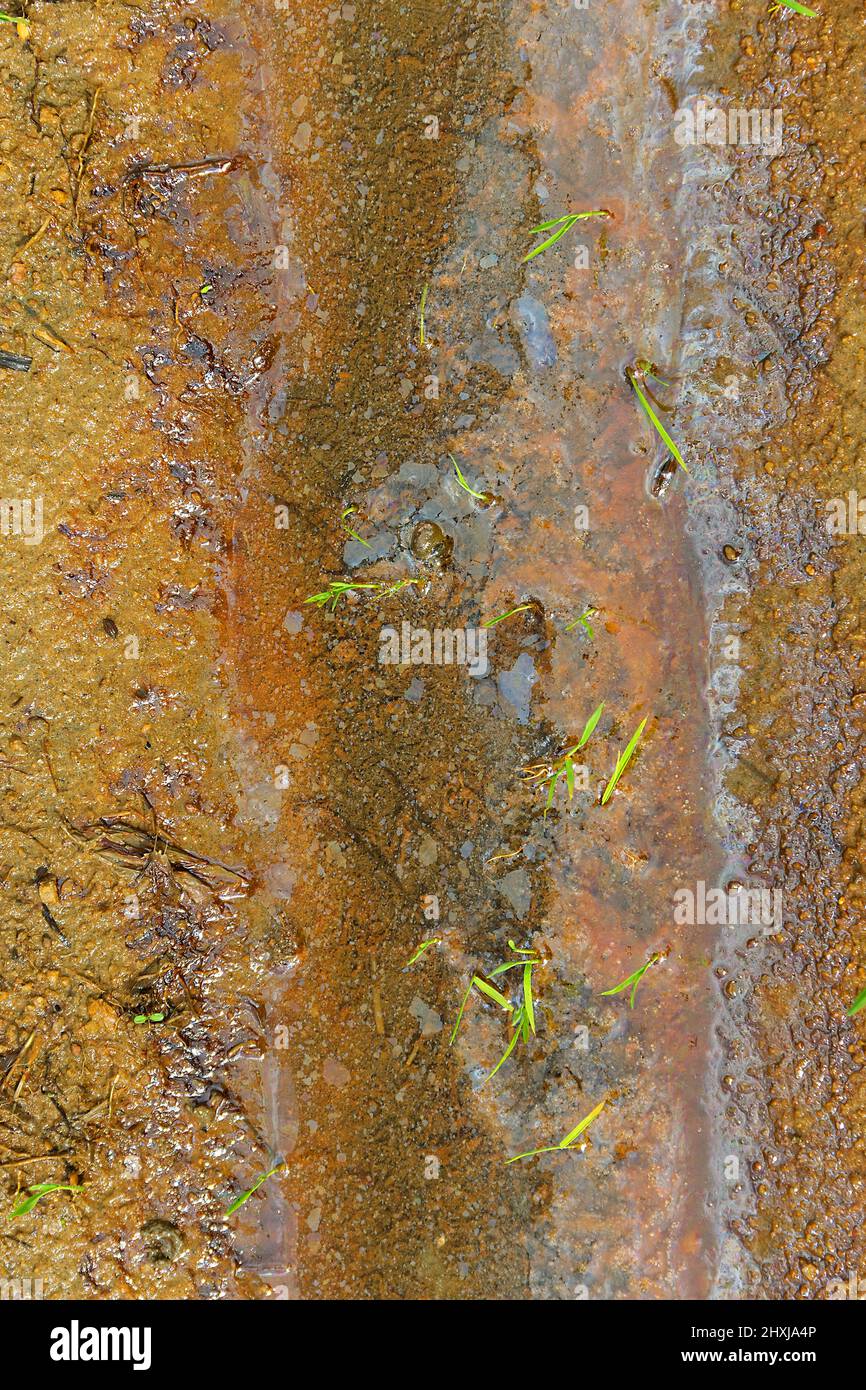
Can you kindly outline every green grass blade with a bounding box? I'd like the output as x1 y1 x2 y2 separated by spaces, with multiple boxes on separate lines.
505 1144 560 1164
482 603 534 628
602 952 661 1008
419 282 428 345
600 972 638 999
450 978 475 1044
773 0 817 12
483 1011 523 1083
450 453 486 501
527 214 576 234
473 977 512 1010
341 507 371 549
10 1183 80 1219
507 1099 606 1163
577 700 605 750
523 210 611 262
224 1162 285 1218
847 987 866 1018
544 768 562 817
559 1099 606 1149
523 962 536 1035
601 717 647 806
0 12 29 34
522 219 575 262
406 937 441 966
628 372 687 472
564 605 596 638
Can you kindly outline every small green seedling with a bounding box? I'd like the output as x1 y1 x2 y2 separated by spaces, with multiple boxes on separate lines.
341 508 371 549
0 12 30 39
770 0 816 13
449 454 491 503
482 602 537 629
523 210 612 263
133 1011 166 1024
847 987 866 1018
199 284 213 297
507 1099 606 1163
523 703 604 816
565 605 597 638
10 1182 82 1219
450 974 512 1045
627 360 687 473
406 937 441 966
601 716 647 806
483 943 541 1082
419 282 429 345
305 578 418 611
601 951 663 1008
451 942 542 1084
224 1162 285 1218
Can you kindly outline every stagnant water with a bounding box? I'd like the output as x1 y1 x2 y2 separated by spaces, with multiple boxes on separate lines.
0 0 863 1302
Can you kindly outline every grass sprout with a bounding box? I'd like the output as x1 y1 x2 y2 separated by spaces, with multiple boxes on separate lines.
523 210 612 263
341 507 371 549
419 282 429 345
483 943 542 1083
224 1162 285 1218
451 942 542 1084
601 716 647 806
10 1182 82 1219
627 360 687 473
450 454 490 503
305 578 418 611
523 703 604 816
482 602 538 629
601 951 663 1008
406 937 441 966
847 987 866 1018
770 0 816 12
565 605 597 638
506 1099 606 1164
0 11 30 39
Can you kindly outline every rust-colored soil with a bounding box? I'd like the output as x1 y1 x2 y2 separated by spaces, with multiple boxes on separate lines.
0 0 863 1302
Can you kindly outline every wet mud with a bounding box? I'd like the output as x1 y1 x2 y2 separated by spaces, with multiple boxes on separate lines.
0 0 863 1302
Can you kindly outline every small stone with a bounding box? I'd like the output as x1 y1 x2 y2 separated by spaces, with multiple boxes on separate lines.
322 1057 350 1087
411 520 452 567
37 877 59 907
416 833 439 866
409 996 443 1037
495 868 531 920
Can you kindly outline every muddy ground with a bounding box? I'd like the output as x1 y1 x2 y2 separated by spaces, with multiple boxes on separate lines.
0 0 863 1300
